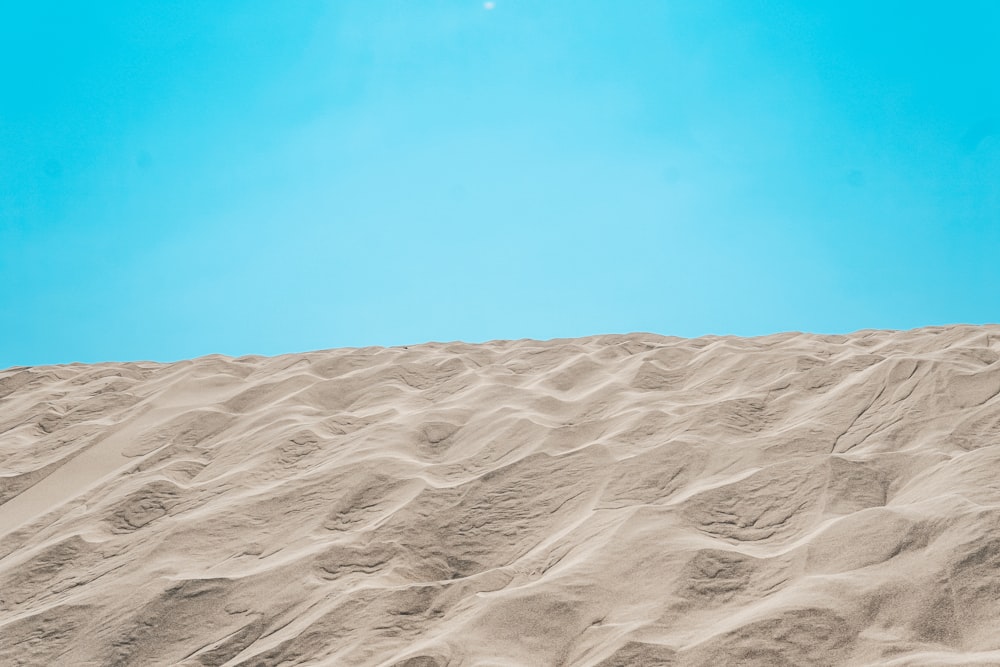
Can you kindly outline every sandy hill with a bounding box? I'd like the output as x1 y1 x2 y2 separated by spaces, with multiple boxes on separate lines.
2 326 1000 666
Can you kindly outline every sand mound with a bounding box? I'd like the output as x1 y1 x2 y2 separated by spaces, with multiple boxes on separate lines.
2 325 1000 666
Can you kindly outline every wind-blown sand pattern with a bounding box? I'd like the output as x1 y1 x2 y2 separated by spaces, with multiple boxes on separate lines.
2 325 1000 666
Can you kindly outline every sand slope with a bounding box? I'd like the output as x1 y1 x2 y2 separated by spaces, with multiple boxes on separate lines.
2 326 1000 666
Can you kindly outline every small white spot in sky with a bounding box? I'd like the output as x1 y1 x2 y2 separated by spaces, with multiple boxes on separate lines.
483 1 495 9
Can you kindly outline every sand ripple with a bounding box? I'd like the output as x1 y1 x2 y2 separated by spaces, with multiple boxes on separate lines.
2 326 1000 665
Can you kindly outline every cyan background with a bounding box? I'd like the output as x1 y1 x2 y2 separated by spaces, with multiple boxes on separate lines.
2 1 997 366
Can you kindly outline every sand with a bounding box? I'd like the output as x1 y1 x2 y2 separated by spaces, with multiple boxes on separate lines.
2 325 1000 666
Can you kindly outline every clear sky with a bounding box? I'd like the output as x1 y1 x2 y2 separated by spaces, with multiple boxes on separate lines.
2 1 998 367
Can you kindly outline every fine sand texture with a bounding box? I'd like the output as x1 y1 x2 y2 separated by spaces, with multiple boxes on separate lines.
2 325 1000 666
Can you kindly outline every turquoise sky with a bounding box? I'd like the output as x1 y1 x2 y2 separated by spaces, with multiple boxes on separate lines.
2 1 998 367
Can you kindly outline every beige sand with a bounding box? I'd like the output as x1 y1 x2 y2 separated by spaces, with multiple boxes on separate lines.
2 325 1000 666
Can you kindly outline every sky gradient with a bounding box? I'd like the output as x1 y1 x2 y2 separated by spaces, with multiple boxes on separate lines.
2 1 998 367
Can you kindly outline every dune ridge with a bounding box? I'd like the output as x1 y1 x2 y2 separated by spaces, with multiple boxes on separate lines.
2 325 1000 665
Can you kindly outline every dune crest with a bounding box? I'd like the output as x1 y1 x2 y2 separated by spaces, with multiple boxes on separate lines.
2 325 1000 665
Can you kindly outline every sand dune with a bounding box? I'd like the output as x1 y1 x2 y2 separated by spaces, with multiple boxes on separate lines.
2 325 1000 666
